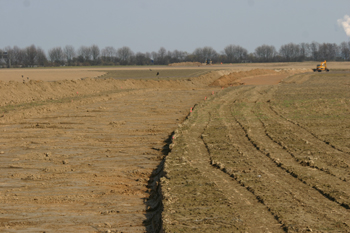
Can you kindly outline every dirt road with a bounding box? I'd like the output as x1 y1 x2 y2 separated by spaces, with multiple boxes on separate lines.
162 72 350 232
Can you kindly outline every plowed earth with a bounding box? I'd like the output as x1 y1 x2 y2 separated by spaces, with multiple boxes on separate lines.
0 66 349 233
162 72 350 232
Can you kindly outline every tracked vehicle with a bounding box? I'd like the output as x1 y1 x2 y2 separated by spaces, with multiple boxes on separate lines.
313 60 329 72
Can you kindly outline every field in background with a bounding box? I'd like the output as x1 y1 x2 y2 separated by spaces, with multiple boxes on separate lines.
0 61 349 82
99 69 210 80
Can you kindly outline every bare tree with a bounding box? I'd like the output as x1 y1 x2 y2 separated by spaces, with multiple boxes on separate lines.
78 46 92 62
90 44 100 63
48 47 64 64
202 46 217 61
101 46 117 62
310 41 319 61
63 45 76 65
151 51 158 64
255 44 276 62
318 43 338 61
3 46 14 68
157 47 167 64
193 48 204 62
0 49 4 67
135 52 150 65
171 49 187 62
224 44 248 62
170 50 179 62
193 46 217 63
117 46 134 65
25 44 38 67
340 41 350 60
299 43 310 61
279 43 300 62
145 52 152 61
36 47 48 66
12 46 25 66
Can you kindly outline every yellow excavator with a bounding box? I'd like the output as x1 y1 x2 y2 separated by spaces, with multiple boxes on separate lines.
313 60 329 72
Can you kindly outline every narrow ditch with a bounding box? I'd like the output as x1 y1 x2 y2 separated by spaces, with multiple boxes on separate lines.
143 107 196 232
143 133 173 232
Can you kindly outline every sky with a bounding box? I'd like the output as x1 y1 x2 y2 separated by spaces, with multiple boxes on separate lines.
1 0 350 54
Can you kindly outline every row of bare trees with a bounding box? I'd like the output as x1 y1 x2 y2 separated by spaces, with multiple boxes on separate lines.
1 41 350 67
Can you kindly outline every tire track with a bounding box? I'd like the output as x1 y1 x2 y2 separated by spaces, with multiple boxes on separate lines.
269 104 350 159
201 86 350 232
275 72 350 155
162 95 284 232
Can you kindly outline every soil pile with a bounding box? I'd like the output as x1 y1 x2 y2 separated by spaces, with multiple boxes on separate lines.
168 62 202 66
0 70 232 108
0 69 105 82
210 69 278 87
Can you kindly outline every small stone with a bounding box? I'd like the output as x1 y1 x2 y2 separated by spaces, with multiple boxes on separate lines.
0 151 4 154
62 160 68 165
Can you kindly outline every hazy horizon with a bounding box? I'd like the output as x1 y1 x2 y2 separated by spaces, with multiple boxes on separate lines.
1 0 350 54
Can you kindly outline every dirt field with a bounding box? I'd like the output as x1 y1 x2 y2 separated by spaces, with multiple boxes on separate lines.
0 61 348 82
0 63 349 232
162 71 350 232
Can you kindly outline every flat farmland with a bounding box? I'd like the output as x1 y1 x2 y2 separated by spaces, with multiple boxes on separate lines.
0 61 349 82
0 67 211 82
162 71 350 232
0 63 349 232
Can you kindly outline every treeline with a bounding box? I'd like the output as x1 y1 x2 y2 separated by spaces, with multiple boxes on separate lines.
1 41 350 68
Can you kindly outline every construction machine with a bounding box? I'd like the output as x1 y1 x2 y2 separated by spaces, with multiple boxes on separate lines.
313 60 329 72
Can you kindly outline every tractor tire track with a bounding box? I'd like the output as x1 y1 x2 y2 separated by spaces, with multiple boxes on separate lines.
200 85 350 232
162 95 284 232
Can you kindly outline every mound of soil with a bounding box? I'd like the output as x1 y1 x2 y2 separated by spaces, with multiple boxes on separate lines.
168 62 202 66
209 68 278 87
0 69 233 109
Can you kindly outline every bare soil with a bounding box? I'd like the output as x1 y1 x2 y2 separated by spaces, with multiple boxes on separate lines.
0 67 229 232
162 71 350 232
0 65 349 232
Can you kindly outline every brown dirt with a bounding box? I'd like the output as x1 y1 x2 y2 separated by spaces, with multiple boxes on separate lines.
0 66 349 232
162 71 350 232
0 69 106 82
0 67 240 232
209 69 287 87
168 62 202 67
0 88 212 233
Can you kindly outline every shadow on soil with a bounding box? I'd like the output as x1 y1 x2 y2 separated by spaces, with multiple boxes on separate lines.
143 133 174 233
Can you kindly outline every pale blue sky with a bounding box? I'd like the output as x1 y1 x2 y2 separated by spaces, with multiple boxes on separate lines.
1 0 350 54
